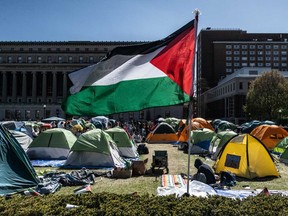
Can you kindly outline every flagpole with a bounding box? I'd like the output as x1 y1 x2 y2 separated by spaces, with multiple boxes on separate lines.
186 9 200 195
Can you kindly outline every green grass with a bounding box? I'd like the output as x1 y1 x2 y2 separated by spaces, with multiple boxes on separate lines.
35 144 288 196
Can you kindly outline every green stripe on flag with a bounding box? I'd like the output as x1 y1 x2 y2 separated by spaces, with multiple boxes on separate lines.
62 76 189 116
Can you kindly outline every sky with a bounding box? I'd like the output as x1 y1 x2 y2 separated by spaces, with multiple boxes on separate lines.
1 0 288 42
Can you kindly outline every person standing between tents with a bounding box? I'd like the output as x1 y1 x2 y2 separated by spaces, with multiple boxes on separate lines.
194 158 216 185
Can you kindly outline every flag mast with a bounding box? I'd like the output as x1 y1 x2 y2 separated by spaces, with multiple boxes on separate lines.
186 9 200 195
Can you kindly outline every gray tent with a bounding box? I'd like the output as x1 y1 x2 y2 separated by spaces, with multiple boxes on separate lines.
9 130 33 152
64 129 127 168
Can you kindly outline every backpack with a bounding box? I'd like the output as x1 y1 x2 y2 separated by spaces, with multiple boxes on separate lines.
220 171 236 187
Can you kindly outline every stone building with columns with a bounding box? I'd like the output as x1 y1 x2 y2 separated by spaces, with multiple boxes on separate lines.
0 41 187 121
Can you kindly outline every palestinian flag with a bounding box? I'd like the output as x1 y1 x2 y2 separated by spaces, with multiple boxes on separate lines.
62 19 197 116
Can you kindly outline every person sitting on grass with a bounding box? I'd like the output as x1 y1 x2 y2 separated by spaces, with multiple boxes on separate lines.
193 158 217 185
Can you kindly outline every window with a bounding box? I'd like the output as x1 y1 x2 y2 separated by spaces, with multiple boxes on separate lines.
20 48 24 51
274 63 279 67
257 45 263 49
37 56 42 63
8 56 12 63
281 51 287 55
281 45 287 49
76 48 79 51
242 51 247 55
266 63 271 66
234 63 239 66
85 48 89 51
58 56 62 63
265 45 271 49
258 63 263 66
47 56 52 63
38 48 42 51
234 45 240 49
17 56 22 63
27 56 32 63
239 82 243 90
273 51 279 55
56 48 60 51
242 63 247 66
226 51 232 55
47 48 51 51
250 51 255 55
274 57 279 61
258 51 263 55
282 63 287 67
249 45 255 49
242 57 247 61
68 56 73 63
250 57 255 61
226 45 232 49
226 63 232 66
94 48 98 51
266 51 271 55
241 45 247 49
258 57 263 61
104 48 108 51
0 56 2 63
11 48 14 51
79 56 83 63
250 63 255 67
273 45 279 49
29 48 33 51
89 56 94 63
66 48 70 51
234 51 240 55
265 57 271 61
281 57 287 61
226 68 232 72
249 70 258 75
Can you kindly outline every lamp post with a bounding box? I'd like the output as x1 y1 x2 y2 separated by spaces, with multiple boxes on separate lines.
43 104 46 119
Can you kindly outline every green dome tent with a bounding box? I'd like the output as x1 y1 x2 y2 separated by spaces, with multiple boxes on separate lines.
64 129 127 168
209 130 238 160
0 125 39 195
26 128 77 160
106 127 138 158
189 128 216 155
273 137 288 163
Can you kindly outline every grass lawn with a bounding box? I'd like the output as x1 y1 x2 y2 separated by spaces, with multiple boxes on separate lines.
35 143 288 196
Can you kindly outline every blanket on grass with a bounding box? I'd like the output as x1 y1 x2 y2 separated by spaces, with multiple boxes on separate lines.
161 175 187 187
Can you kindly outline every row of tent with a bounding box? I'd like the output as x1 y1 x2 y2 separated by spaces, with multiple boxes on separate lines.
0 125 141 195
147 118 288 153
26 127 138 168
146 118 288 180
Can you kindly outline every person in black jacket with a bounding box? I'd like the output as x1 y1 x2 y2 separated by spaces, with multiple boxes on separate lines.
194 158 216 185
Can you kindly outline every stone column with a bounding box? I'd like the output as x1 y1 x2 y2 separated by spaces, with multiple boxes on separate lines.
32 72 37 103
42 72 47 103
22 71 27 102
12 71 17 102
62 72 67 99
52 71 57 103
2 72 7 102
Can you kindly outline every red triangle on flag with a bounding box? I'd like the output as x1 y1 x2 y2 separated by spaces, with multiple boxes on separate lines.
150 26 196 96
